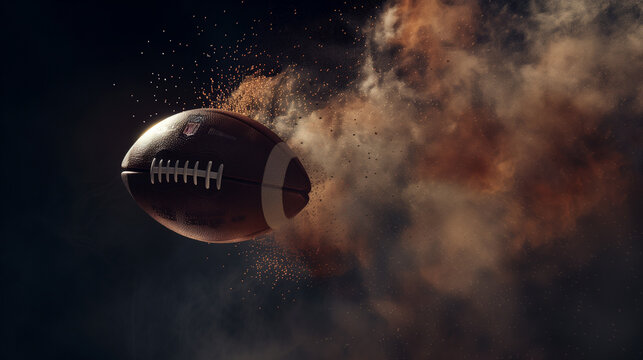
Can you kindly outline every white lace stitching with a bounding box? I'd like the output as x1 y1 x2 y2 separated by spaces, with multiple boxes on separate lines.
150 157 223 190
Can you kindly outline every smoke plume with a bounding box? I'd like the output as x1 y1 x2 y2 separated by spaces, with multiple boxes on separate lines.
217 0 641 356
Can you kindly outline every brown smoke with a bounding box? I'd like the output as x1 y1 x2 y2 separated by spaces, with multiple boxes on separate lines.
217 0 640 355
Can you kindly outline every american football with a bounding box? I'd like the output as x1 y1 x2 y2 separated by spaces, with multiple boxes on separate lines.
121 109 310 243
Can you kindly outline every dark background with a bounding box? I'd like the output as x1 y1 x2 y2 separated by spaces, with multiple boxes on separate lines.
2 0 641 359
1 1 380 358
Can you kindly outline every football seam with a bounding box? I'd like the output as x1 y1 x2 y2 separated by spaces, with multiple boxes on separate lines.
120 170 309 200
